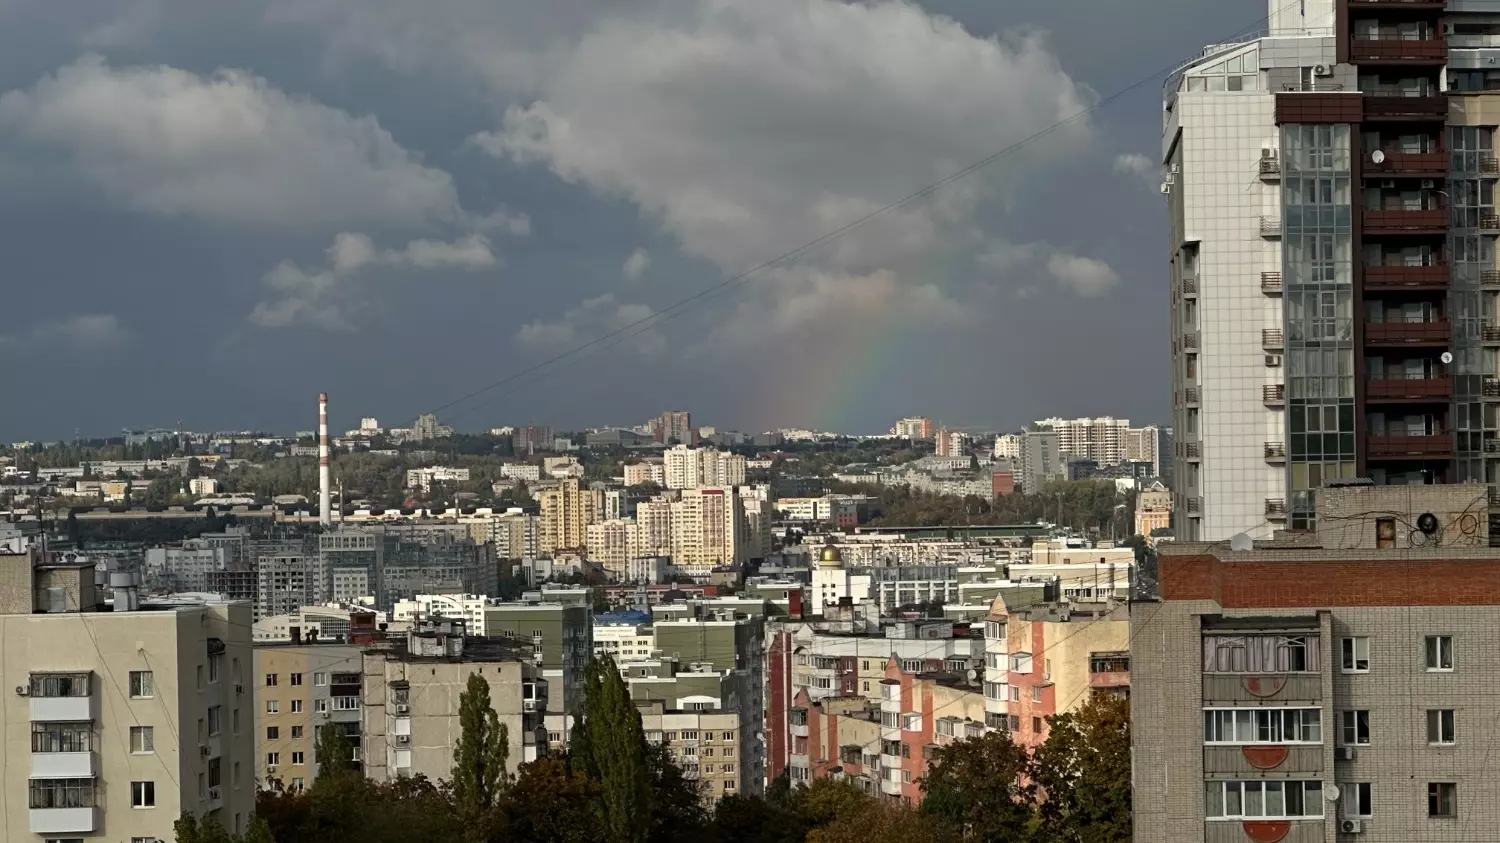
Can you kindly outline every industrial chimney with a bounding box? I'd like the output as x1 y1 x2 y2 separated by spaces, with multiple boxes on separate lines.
319 392 331 526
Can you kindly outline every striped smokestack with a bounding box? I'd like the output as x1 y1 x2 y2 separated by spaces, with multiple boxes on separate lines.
318 392 331 526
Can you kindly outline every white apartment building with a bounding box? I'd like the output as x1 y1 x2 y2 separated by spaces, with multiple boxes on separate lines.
624 461 665 487
663 446 748 490
0 546 255 841
593 622 656 661
391 594 495 630
145 542 229 593
404 467 470 493
669 487 749 574
189 477 219 497
992 434 1022 461
500 463 541 482
255 554 319 621
1034 416 1131 465
586 519 634 577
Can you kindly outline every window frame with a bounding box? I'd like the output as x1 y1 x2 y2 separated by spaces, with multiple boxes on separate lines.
1428 782 1457 818
128 671 155 700
1340 710 1371 746
1204 707 1323 745
1340 636 1370 673
1342 781 1372 819
130 780 156 809
1426 709 1455 746
1424 635 1455 672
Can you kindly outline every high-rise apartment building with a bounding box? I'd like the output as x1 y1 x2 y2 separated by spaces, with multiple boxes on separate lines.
993 433 1023 461
536 478 604 556
1035 416 1131 465
652 410 694 445
1020 429 1063 493
0 545 255 841
892 417 936 440
934 428 972 458
254 641 364 788
1166 0 1500 539
663 445 748 490
669 487 750 574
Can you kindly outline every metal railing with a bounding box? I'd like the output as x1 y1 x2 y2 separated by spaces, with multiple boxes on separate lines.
1259 217 1282 236
1483 270 1500 288
1262 329 1284 348
1182 277 1198 296
1263 384 1285 403
1261 272 1283 293
1259 157 1281 176
1265 499 1288 517
1184 387 1200 405
1264 441 1286 460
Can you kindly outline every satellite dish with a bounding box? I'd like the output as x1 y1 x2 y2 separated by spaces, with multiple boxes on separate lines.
966 668 978 681
1371 150 1386 164
1323 784 1341 802
1229 532 1253 552
1441 351 1454 365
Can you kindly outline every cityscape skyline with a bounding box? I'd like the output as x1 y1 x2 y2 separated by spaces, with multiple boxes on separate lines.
0 0 1263 439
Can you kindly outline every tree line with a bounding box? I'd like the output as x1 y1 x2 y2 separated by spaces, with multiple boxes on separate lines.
840 479 1136 536
175 657 1130 843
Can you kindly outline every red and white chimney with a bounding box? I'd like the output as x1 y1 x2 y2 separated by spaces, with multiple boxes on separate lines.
318 392 331 526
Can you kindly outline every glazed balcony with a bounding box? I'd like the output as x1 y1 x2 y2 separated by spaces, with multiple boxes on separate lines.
1364 150 1448 176
1363 207 1448 233
1261 271 1283 293
1362 263 1449 290
1364 320 1450 345
1350 38 1447 65
1366 376 1452 401
1364 95 1447 121
1367 432 1453 458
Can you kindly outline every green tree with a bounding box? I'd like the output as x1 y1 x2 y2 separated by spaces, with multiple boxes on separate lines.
451 672 511 814
1029 693 1132 843
920 731 1034 842
175 812 274 843
502 756 599 843
314 723 356 781
570 656 653 843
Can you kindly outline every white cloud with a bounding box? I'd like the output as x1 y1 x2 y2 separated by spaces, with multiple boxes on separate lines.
251 232 497 329
0 55 462 228
1113 152 1154 178
470 207 532 237
0 313 132 351
516 293 663 356
1046 253 1120 298
622 248 650 281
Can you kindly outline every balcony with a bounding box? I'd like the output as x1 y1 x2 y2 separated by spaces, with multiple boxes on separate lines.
1262 328 1284 350
1368 432 1453 458
1184 387 1200 406
1350 39 1447 64
1362 263 1449 290
1363 207 1448 233
1263 384 1285 405
1182 277 1198 297
1364 150 1448 176
1184 442 1201 460
1364 320 1450 345
1182 332 1199 351
1203 746 1325 777
1265 498 1288 518
1088 653 1129 689
31 752 96 779
1203 673 1321 704
1367 377 1452 400
30 807 97 835
1261 271 1283 293
1259 216 1282 237
1265 441 1287 462
208 785 223 808
1363 95 1448 121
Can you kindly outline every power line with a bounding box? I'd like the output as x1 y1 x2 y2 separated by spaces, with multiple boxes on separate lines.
424 7 1286 426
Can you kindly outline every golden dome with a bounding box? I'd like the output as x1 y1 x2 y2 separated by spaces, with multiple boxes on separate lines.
817 542 844 568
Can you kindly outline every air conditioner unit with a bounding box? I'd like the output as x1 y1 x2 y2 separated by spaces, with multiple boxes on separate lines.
1261 148 1277 160
1266 354 1283 367
395 704 410 714
1314 64 1333 77
1336 746 1358 761
1422 180 1436 189
396 735 410 745
14 685 28 697
1170 163 1182 174
1160 183 1172 195
1341 819 1364 834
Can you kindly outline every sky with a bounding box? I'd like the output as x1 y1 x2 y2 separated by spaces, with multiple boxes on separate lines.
0 0 1261 439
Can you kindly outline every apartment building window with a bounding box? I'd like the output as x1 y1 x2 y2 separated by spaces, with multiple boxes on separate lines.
197 666 204 690
132 838 161 843
233 709 240 733
1205 781 1324 820
313 672 328 686
333 696 359 711
1204 708 1321 744
130 781 156 808
207 706 221 736
290 673 303 686
209 654 222 683
267 753 280 767
33 722 91 753
1340 710 1371 746
1340 637 1370 673
129 726 154 754
1032 717 1043 733
1428 782 1457 818
315 699 328 714
1342 782 1372 818
1031 686 1043 703
129 671 155 699
1009 686 1020 702
292 752 305 765
265 673 278 687
266 700 279 714
291 726 303 739
267 727 280 741
31 779 95 809
291 700 303 713
1426 710 1455 745
1424 636 1454 671
1203 635 1319 672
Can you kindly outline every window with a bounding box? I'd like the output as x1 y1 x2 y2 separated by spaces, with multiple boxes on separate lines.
1008 686 1020 702
290 673 303 686
265 673 278 687
130 726 154 754
31 779 95 808
1428 782 1457 817
290 778 305 791
129 671 155 699
1204 708 1322 744
1426 709 1455 745
209 654 222 683
902 770 911 783
1343 782 1372 818
232 709 241 733
313 672 328 686
30 673 89 697
1032 717 1043 732
1341 710 1370 746
131 781 156 808
1340 637 1370 672
291 700 303 713
267 753 280 767
1202 635 1320 673
1031 686 1043 703
266 700 279 714
133 838 161 843
292 752 305 765
196 666 203 690
1425 635 1454 671
32 722 91 753
333 696 359 711
208 706 221 736
1204 781 1324 819
267 727 280 741
291 726 303 739
315 699 328 714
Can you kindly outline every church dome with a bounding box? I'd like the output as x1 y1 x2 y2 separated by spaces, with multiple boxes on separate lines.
817 542 844 568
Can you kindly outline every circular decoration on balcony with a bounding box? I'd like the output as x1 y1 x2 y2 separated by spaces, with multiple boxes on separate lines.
1242 675 1287 697
1241 744 1289 769
1241 820 1291 843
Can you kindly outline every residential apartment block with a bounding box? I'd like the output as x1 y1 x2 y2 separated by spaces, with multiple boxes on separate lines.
253 642 363 788
663 445 747 490
1166 0 1500 539
0 545 255 841
1133 483 1495 842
